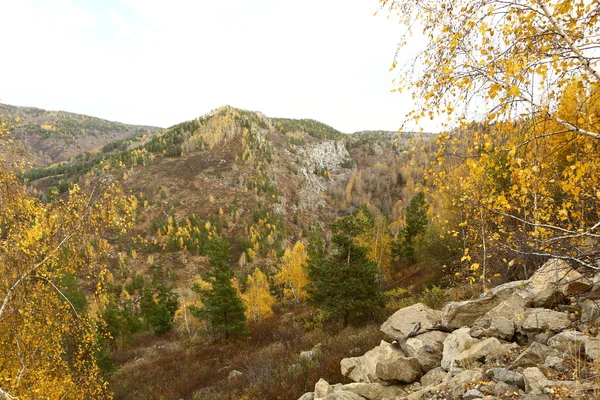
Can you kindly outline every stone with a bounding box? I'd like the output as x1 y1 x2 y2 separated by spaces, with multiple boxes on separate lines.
581 299 600 324
380 303 441 342
341 383 407 400
227 370 243 381
528 259 590 298
298 393 315 400
454 337 502 368
315 378 333 400
441 297 503 329
511 342 560 368
340 341 403 383
522 367 584 395
475 291 530 328
420 366 448 387
441 327 479 371
481 280 530 302
532 288 567 308
401 369 483 400
544 355 567 372
300 350 314 361
486 368 525 389
375 356 422 383
487 316 515 340
463 389 484 400
585 335 600 361
492 381 521 397
401 330 448 372
323 392 365 400
547 330 588 355
520 308 570 333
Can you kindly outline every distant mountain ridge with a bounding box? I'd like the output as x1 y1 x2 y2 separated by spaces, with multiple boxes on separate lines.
0 103 162 167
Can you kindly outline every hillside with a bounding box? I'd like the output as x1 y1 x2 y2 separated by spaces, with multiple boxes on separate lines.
0 103 162 167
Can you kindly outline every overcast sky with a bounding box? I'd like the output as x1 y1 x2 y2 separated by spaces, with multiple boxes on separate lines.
0 0 432 133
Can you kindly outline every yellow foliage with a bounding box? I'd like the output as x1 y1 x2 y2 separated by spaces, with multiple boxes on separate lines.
274 241 309 303
241 268 274 322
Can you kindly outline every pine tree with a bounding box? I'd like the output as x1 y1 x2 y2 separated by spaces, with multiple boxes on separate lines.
191 237 249 342
306 209 385 327
393 191 428 262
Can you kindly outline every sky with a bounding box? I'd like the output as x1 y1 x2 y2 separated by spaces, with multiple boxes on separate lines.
0 0 430 133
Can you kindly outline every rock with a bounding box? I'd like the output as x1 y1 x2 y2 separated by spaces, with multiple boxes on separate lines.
522 367 547 394
581 299 600 324
298 393 315 400
315 378 333 400
531 331 553 345
401 369 483 400
547 330 588 355
522 366 584 394
531 288 567 308
323 392 365 400
454 337 502 368
401 330 448 371
227 370 243 381
487 316 515 340
520 308 570 332
585 334 600 361
544 355 567 372
475 291 530 328
511 342 560 368
441 296 503 329
441 327 479 371
341 383 407 400
420 366 448 387
463 389 484 400
492 381 521 397
375 357 422 383
482 280 530 300
528 259 590 298
380 303 441 342
340 340 403 383
486 368 525 389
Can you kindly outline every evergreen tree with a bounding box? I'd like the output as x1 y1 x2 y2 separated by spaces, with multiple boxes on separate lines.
307 224 325 262
191 237 249 342
393 191 428 262
306 208 385 327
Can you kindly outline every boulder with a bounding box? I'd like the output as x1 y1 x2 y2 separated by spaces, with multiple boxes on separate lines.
298 393 315 400
380 303 441 342
402 369 483 400
531 288 567 308
324 392 365 400
528 259 590 299
341 383 407 400
401 330 448 371
227 370 243 381
441 327 479 371
580 299 600 324
375 357 422 383
523 366 584 394
486 368 525 389
487 317 515 340
475 291 529 328
454 337 502 368
420 367 448 387
544 355 567 372
315 378 333 400
547 330 588 355
511 342 560 368
441 297 503 329
340 341 403 383
480 280 530 301
585 334 600 361
520 308 570 333
463 389 484 400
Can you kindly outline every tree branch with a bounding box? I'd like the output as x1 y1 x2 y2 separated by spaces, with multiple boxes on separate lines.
0 387 19 400
29 275 81 320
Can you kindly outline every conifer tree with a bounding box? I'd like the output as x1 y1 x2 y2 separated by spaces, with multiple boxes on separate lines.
191 237 249 341
393 191 428 262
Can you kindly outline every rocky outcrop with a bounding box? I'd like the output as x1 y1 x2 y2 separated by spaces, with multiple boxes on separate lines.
299 259 600 400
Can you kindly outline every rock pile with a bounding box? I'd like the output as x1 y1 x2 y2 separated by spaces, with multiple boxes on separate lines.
298 259 600 399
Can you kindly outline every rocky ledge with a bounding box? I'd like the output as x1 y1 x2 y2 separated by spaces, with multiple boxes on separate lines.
298 259 600 400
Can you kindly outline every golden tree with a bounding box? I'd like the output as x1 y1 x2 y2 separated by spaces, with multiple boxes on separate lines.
383 0 600 282
275 241 309 304
0 120 136 399
241 268 274 323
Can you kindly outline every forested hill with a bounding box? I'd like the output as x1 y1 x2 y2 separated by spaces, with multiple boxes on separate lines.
0 103 162 167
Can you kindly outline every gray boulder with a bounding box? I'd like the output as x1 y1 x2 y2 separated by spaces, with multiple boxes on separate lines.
380 303 441 342
341 383 408 400
340 341 403 383
375 356 422 383
486 368 525 389
520 308 570 333
581 299 600 324
511 342 560 368
547 330 588 355
324 392 365 400
401 330 448 372
441 327 479 371
454 337 503 368
420 366 448 387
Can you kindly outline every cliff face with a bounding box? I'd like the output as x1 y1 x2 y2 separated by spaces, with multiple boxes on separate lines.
300 259 600 400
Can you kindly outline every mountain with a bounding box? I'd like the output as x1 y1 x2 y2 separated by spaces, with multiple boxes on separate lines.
0 103 162 167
